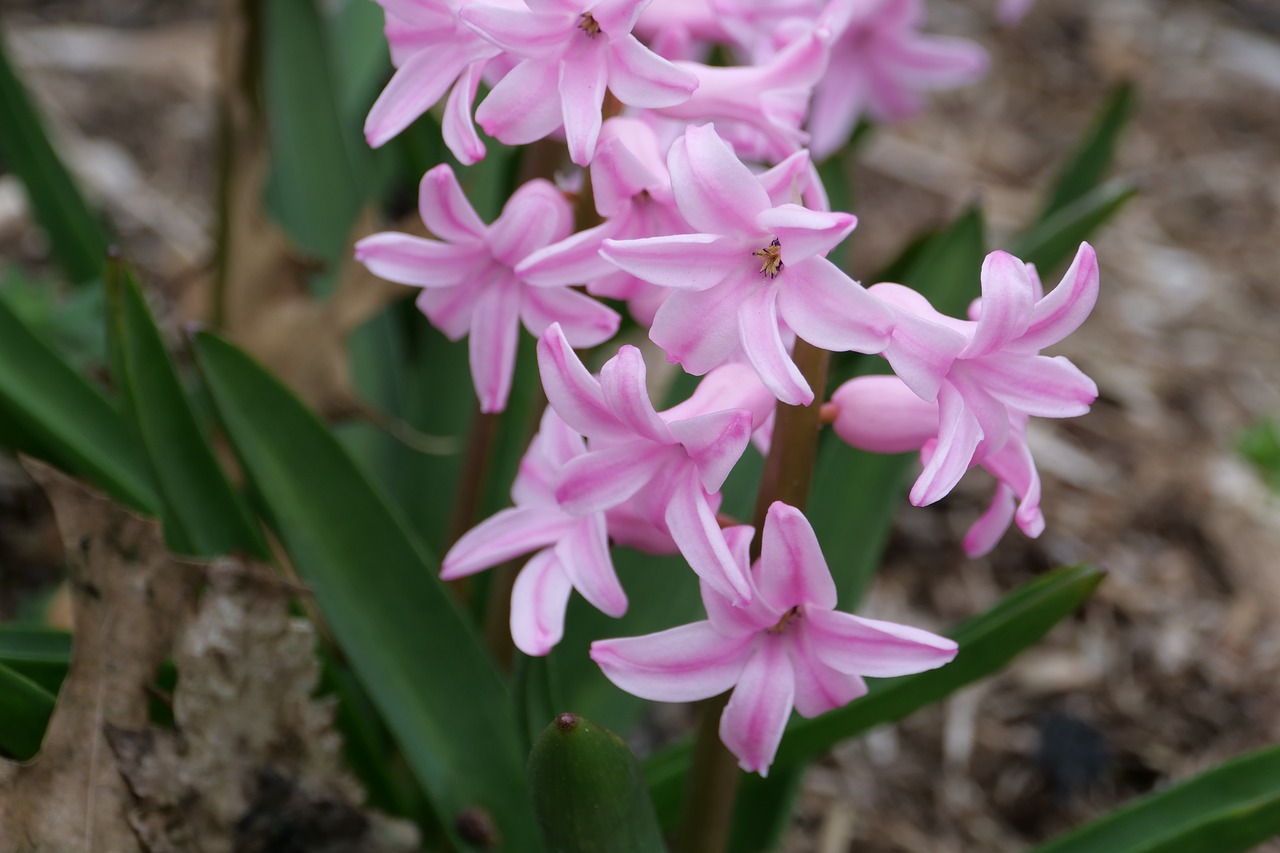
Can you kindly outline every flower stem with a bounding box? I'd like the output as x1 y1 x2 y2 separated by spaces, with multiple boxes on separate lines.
679 339 831 852
445 406 501 607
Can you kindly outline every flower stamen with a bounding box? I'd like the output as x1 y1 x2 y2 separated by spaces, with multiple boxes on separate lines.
767 605 802 634
753 238 784 279
578 12 602 37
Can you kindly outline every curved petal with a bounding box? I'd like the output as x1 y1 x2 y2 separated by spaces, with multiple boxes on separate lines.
880 304 967 403
518 220 619 286
665 470 754 604
442 63 487 165
661 362 775 430
469 274 522 413
442 505 577 578
739 285 812 406
557 513 627 617
755 206 856 266
489 178 574 265
475 59 565 145
416 282 482 340
790 632 868 718
963 250 1035 358
537 323 627 438
667 408 753 494
591 134 659 217
777 257 894 355
510 550 574 656
365 44 470 147
460 4 569 58
967 354 1097 418
607 34 699 108
649 278 747 374
600 346 674 443
668 124 771 236
560 49 608 165
586 0 648 35
1015 242 1100 352
757 149 813 207
520 284 619 347
910 381 981 505
962 482 1016 558
591 621 752 702
556 441 664 515
719 639 794 776
601 233 741 290
806 609 957 677
758 502 836 611
354 233 483 287
419 164 487 242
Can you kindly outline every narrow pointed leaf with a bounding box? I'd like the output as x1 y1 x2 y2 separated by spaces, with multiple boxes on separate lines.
1037 82 1136 220
0 661 56 760
1029 744 1280 853
528 713 665 853
0 296 154 513
1011 177 1137 274
0 625 71 697
107 264 268 558
193 331 540 852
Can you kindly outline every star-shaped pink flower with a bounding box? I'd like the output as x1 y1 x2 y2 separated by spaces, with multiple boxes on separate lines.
592 502 957 775
355 164 620 413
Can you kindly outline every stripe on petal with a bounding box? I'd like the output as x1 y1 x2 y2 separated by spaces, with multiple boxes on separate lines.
510 550 574 656
719 639 794 777
537 323 627 438
759 502 836 612
591 621 751 702
807 609 957 677
739 286 812 406
419 164 487 242
442 505 577 578
557 514 627 617
555 441 663 515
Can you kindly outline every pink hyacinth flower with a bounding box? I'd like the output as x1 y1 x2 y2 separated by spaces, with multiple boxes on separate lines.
592 502 957 775
866 242 1100 511
443 409 624 655
601 123 892 406
830 374 1043 557
355 164 619 413
364 0 513 162
807 0 988 160
461 0 699 166
538 324 757 604
998 0 1036 24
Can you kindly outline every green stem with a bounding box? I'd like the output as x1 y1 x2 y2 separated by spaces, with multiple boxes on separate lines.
679 339 831 852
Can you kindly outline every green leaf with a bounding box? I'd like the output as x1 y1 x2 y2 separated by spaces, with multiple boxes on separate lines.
1236 417 1280 493
1037 82 1136 221
528 714 665 853
1011 178 1137 274
0 660 56 760
106 263 267 558
0 296 154 513
0 625 70 697
192 331 540 852
0 30 110 285
1029 744 1280 853
645 565 1104 824
728 768 806 853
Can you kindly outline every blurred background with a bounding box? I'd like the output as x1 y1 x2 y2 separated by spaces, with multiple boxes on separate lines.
1 0 1278 850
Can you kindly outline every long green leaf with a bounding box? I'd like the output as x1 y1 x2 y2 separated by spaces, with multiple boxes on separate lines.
0 660 56 760
0 297 154 513
193 331 540 852
0 625 70 697
1030 745 1280 853
646 565 1104 825
1011 178 1137 274
0 30 110 284
1037 82 1136 221
107 264 267 558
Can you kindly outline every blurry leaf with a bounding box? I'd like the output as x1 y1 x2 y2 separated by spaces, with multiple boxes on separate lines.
0 625 70 696
527 714 665 853
1011 178 1137 274
645 565 1104 825
0 266 106 371
107 263 268 558
330 0 392 126
193 332 541 852
0 30 110 285
1237 417 1280 493
1028 744 1280 853
0 296 154 513
0 662 55 760
1037 82 1136 221
815 206 987 607
727 768 805 853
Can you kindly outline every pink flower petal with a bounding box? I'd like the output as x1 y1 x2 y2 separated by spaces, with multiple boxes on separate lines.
591 621 752 702
419 163 487 242
416 283 483 340
599 346 674 443
910 381 981 505
469 274 522 413
962 481 1016 558
560 49 609 166
758 502 837 612
520 284 620 347
789 632 868 718
489 179 574 266
649 279 747 374
556 514 627 617
364 44 470 147
719 638 794 776
664 471 754 604
354 233 483 287
510 550 574 656
738 285 812 406
556 441 664 514
966 354 1097 418
587 0 648 35
879 304 967 403
591 132 660 217
963 250 1035 358
606 34 699 108
537 324 627 438
777 257 894 355
475 58 565 145
601 233 742 290
519 220 619 286
442 63 487 165
442 505 577 578
882 32 988 88
461 4 569 58
757 149 813 207
662 362 775 430
668 124 771 236
667 408 754 494
755 206 856 266
1015 242 1100 352
830 374 938 454
806 609 957 677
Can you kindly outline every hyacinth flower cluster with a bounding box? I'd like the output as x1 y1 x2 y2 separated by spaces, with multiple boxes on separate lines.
357 0 1093 776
